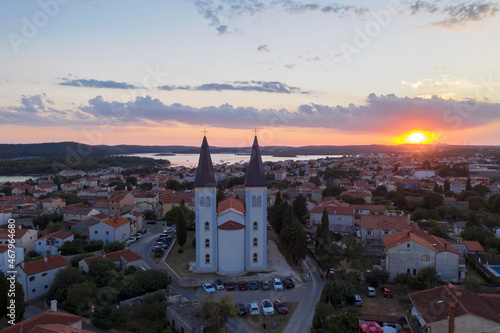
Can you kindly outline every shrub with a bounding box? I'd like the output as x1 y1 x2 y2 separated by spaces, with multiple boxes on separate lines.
177 247 184 254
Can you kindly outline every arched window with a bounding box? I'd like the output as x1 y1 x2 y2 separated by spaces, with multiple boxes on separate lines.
257 196 262 207
253 222 258 231
253 238 258 247
253 253 258 263
205 254 210 264
206 196 211 207
252 195 257 207
204 222 210 231
205 239 210 248
200 196 206 207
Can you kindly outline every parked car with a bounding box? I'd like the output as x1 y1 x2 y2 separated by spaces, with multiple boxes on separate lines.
380 287 393 298
247 302 260 315
353 294 363 307
261 280 271 290
273 278 283 291
127 236 137 244
226 281 235 291
284 278 294 289
151 245 163 252
238 281 248 291
135 233 143 239
366 286 376 297
140 228 146 233
261 299 274 315
273 299 288 314
249 280 259 290
235 303 246 316
215 279 224 290
164 226 174 233
202 283 215 294
328 267 335 274
305 235 312 243
146 220 156 224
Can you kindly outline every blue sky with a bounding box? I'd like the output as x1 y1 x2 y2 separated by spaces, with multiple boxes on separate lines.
1 0 499 146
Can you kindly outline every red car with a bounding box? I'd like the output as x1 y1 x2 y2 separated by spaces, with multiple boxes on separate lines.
273 299 288 314
238 281 248 291
226 281 235 291
380 287 393 298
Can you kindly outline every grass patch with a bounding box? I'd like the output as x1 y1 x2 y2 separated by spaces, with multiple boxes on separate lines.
267 229 302 273
236 302 298 332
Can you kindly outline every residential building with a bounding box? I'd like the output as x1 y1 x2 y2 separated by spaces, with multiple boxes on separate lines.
108 192 134 216
133 191 159 213
60 205 99 222
41 198 65 214
0 245 23 274
0 228 37 253
88 216 131 245
17 255 69 300
166 300 209 333
409 285 500 333
78 249 142 272
309 204 355 234
449 240 485 257
34 230 74 256
360 215 419 254
383 230 460 282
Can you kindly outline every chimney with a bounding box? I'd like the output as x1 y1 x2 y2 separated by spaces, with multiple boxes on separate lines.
21 261 25 268
407 215 411 225
444 243 448 250
448 302 456 333
407 230 410 237
50 300 57 312
43 255 48 262
18 224 22 230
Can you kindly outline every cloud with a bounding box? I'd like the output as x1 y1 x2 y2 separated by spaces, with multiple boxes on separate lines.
158 80 308 94
3 94 499 136
59 78 139 89
408 1 499 27
401 75 475 90
257 44 270 52
77 94 500 135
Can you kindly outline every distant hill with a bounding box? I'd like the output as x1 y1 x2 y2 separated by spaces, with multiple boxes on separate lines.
0 141 498 160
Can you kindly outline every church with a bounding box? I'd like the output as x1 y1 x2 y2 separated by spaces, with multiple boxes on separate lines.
194 135 268 274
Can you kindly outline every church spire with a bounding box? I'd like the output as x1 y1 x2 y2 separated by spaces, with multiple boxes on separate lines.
194 136 216 187
245 136 267 187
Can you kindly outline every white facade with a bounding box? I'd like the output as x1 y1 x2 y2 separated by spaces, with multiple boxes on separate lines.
245 187 267 271
414 170 436 180
0 247 23 273
89 221 130 245
195 187 218 272
17 257 69 301
34 234 74 256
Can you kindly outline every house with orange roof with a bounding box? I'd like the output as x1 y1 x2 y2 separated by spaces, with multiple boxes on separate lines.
133 190 159 213
17 255 69 300
383 230 460 282
88 216 131 245
0 306 89 333
449 240 485 257
0 228 37 253
108 192 134 217
409 285 500 333
78 248 142 272
34 230 74 256
41 198 65 214
360 215 419 254
309 202 355 234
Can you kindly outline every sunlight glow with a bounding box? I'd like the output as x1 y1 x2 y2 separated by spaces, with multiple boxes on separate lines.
394 131 435 144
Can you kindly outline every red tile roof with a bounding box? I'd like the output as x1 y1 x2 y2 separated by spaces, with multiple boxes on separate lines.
463 240 485 252
83 249 142 266
409 285 500 326
310 205 354 215
29 324 94 333
360 215 418 231
383 230 459 255
218 221 245 230
102 216 130 228
19 255 69 276
217 197 245 215
92 212 108 220
37 231 73 241
0 229 32 240
0 245 8 253
0 310 82 333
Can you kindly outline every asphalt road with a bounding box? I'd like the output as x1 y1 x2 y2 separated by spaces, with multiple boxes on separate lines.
130 224 325 333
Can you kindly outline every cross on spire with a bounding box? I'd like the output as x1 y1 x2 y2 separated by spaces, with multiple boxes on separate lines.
254 127 258 136
202 128 208 136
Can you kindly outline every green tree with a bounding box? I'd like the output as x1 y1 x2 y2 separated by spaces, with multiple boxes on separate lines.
466 177 472 191
294 222 307 260
324 279 356 307
422 160 431 170
365 269 389 287
329 311 360 333
103 241 125 253
343 236 368 267
372 185 387 197
199 294 238 333
443 179 451 192
126 176 137 185
48 266 87 303
416 266 442 290
322 185 346 198
46 221 64 233
66 281 97 316
0 271 7 319
423 192 443 209
119 270 171 300
88 259 116 288
176 201 188 248
473 184 489 197
467 211 481 228
393 195 408 209
313 302 334 329
293 194 308 224
12 280 25 323
316 209 330 248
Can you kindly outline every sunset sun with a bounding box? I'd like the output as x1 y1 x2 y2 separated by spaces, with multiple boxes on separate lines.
395 131 434 144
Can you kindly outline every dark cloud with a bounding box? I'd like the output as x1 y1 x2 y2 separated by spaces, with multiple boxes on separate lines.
59 78 139 89
408 1 498 27
3 94 499 135
257 44 270 52
78 94 500 134
158 81 308 94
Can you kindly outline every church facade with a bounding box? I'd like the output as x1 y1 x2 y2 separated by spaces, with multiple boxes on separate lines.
194 136 268 274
